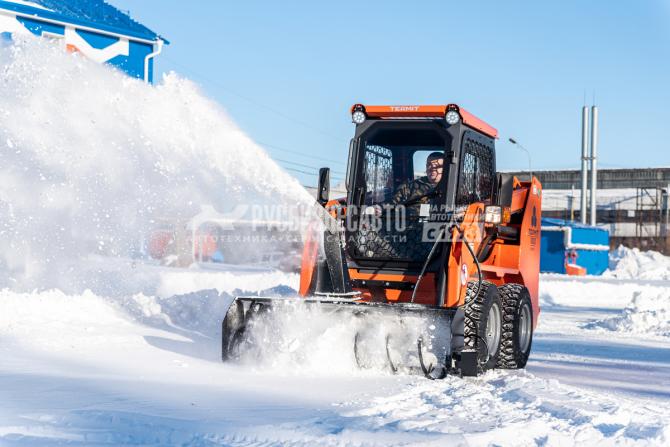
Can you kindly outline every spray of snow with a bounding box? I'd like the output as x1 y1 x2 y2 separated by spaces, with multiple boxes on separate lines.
0 37 314 291
226 299 449 376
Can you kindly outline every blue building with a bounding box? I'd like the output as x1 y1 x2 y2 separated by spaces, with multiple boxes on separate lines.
540 218 610 275
0 0 167 82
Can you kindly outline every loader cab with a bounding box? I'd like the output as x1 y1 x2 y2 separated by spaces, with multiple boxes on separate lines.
344 104 497 271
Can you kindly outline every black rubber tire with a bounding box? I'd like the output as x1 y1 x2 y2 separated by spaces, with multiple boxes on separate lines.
496 284 534 369
464 280 503 371
221 300 244 362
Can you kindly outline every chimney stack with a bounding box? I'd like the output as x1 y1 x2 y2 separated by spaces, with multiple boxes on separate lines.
590 106 599 226
580 106 589 224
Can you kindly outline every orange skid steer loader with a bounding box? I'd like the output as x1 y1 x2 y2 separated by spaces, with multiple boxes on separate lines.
222 104 541 378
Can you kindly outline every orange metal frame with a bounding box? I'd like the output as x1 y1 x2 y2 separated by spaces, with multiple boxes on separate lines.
351 104 499 139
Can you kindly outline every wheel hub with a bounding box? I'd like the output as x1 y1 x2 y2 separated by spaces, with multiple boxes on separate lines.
519 302 532 353
485 302 501 358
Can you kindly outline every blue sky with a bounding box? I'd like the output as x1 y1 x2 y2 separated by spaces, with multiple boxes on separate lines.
110 0 670 186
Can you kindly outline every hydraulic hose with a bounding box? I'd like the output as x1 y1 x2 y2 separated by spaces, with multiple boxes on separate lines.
456 226 482 301
410 225 446 304
456 225 493 368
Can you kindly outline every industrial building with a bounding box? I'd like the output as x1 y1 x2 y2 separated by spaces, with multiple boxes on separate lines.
507 167 670 254
0 0 166 82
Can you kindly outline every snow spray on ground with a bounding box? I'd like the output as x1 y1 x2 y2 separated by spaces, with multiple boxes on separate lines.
0 37 315 292
230 299 450 376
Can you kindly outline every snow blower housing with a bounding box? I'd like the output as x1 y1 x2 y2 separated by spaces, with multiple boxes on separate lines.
222 104 542 378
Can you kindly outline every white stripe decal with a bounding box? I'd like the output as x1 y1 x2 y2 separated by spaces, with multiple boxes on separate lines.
541 226 610 252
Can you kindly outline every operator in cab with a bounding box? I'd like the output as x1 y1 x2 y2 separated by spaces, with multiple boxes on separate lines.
392 151 444 207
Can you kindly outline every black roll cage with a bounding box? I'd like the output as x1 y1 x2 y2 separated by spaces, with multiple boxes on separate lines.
342 118 496 272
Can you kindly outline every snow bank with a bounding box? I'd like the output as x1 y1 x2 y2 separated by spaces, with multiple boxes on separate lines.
587 290 670 338
605 246 670 281
538 277 645 309
0 37 313 292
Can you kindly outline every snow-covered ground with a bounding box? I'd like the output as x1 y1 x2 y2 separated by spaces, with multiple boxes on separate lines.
1 249 669 446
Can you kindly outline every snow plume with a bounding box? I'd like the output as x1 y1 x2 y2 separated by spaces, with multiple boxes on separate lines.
0 38 314 290
605 245 670 281
230 299 449 377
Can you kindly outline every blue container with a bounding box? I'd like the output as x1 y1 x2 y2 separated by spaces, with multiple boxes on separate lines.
540 218 610 275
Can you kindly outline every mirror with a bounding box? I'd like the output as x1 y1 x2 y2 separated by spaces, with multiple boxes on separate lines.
494 173 513 207
317 167 330 205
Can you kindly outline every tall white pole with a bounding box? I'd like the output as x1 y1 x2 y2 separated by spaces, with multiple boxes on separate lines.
580 106 589 224
590 106 599 226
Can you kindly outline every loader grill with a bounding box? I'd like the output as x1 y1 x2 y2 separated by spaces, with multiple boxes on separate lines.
364 145 393 204
457 134 495 205
351 218 433 262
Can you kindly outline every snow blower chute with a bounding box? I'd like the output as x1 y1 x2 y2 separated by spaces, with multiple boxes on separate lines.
221 104 542 378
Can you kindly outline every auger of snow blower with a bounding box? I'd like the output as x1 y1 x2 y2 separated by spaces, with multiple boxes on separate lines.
221 104 542 378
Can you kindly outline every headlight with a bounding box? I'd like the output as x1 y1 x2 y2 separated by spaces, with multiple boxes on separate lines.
484 206 502 224
352 110 366 124
445 110 460 125
484 206 511 225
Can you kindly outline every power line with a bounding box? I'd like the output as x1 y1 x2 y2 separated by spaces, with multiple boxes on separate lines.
256 141 347 166
162 55 347 144
283 166 344 180
275 158 346 176
160 56 350 170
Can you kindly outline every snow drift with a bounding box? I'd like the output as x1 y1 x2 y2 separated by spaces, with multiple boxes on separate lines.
587 290 670 338
0 37 313 292
605 246 670 281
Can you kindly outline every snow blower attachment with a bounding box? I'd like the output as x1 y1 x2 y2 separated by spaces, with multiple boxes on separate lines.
222 104 542 378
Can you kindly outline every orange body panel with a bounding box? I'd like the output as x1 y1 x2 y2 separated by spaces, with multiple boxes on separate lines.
480 178 542 328
363 105 448 118
517 178 542 328
447 205 484 308
459 108 500 139
510 188 529 213
442 179 542 327
348 270 437 305
299 176 542 329
354 104 499 139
